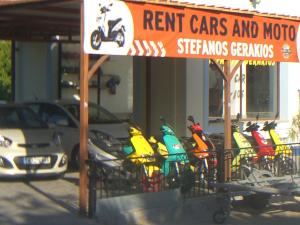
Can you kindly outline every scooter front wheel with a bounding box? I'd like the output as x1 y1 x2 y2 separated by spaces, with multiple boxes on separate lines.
213 208 229 224
274 156 296 176
91 30 102 50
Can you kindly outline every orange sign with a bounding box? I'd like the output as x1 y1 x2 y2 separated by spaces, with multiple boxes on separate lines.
84 0 300 62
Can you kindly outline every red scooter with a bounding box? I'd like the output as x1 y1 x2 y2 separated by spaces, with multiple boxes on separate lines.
244 117 275 171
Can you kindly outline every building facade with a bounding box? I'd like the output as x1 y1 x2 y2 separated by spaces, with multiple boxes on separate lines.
13 0 300 141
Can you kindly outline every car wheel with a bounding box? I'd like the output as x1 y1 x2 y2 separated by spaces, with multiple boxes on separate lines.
71 146 80 170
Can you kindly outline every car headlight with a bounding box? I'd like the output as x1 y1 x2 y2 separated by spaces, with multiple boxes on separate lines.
0 135 12 148
59 154 68 167
53 132 62 147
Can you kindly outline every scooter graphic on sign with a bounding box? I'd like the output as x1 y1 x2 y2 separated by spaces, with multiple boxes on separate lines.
90 3 125 50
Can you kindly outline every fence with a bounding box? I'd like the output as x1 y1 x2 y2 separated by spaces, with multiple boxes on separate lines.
219 143 300 181
87 142 300 217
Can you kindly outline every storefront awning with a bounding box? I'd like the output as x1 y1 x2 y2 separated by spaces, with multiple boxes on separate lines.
84 0 300 62
0 0 81 42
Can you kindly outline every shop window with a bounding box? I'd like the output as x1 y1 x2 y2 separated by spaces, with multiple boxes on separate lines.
209 62 224 118
246 64 278 119
208 61 279 121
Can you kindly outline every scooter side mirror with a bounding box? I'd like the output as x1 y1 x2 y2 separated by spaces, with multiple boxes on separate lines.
236 113 240 121
187 115 195 124
246 121 251 126
160 116 166 124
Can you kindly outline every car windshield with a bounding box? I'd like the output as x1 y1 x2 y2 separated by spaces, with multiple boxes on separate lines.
62 103 121 124
0 106 48 129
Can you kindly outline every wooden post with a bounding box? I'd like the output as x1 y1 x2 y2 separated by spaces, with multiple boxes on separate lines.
223 60 243 181
79 1 89 216
223 60 231 182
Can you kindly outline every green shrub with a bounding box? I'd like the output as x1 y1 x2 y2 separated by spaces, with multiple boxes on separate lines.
0 41 12 101
289 112 300 141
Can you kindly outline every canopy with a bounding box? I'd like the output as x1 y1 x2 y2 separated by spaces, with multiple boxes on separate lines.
84 0 300 62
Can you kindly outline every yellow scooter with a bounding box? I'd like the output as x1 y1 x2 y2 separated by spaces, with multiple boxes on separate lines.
262 118 295 175
122 126 162 192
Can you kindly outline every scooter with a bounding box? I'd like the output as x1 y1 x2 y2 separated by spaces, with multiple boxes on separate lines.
262 115 296 175
244 115 275 171
185 115 217 183
153 117 192 189
122 126 162 192
90 3 125 50
231 115 257 178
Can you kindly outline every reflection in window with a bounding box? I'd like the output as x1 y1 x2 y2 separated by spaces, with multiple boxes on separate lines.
209 63 224 118
246 64 278 118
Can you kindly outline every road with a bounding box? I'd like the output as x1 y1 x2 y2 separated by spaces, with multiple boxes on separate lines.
0 172 300 225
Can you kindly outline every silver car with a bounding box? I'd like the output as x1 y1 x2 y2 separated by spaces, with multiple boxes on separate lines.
0 104 68 178
25 100 129 169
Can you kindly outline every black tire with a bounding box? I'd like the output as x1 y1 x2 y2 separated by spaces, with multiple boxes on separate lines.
90 30 102 50
243 193 271 209
180 166 195 194
213 209 229 224
115 30 125 47
259 157 273 172
167 163 180 189
71 146 80 170
275 156 296 176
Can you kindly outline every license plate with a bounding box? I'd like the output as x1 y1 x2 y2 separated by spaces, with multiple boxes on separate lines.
23 156 51 165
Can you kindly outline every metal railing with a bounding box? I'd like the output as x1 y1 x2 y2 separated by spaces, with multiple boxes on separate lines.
87 142 300 217
218 143 300 181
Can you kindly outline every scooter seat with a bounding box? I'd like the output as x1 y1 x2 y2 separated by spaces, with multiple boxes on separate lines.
108 18 122 28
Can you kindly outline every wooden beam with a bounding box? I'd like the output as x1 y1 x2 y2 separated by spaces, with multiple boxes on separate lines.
210 59 227 81
0 12 79 25
222 60 243 181
223 60 231 182
87 55 109 81
229 60 243 81
32 6 80 15
0 0 80 10
79 0 89 216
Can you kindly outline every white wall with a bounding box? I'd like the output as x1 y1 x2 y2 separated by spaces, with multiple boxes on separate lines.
186 59 205 131
149 58 186 136
99 55 133 116
15 42 59 101
14 42 133 118
281 62 300 140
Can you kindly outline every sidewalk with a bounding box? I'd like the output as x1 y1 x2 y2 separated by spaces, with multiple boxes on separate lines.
0 172 98 225
1 172 300 225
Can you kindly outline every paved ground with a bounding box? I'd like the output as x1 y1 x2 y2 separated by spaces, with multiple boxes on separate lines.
0 172 300 225
0 172 98 225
